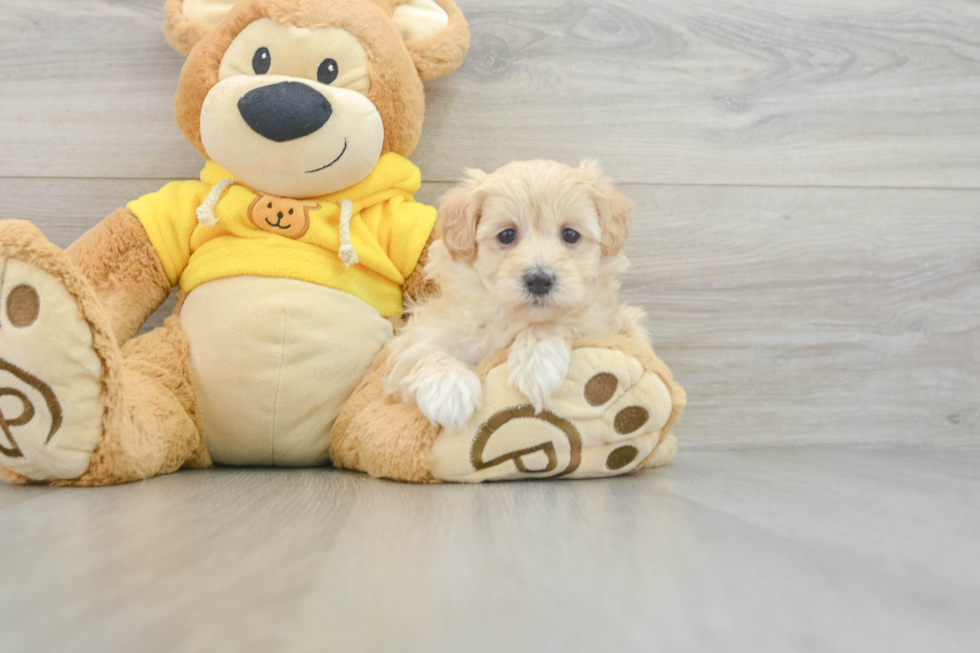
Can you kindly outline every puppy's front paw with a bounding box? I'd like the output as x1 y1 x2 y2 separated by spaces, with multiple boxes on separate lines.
406 354 482 432
415 372 482 432
507 336 571 412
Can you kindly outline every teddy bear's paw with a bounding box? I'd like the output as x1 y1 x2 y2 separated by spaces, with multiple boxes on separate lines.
0 222 105 481
430 345 678 482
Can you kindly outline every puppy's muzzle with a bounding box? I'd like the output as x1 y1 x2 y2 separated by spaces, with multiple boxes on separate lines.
238 82 332 142
523 269 555 297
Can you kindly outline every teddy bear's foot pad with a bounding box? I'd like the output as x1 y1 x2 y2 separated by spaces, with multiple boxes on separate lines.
0 223 104 481
431 345 677 482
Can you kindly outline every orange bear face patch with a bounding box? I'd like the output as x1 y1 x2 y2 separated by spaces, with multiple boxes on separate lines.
248 195 319 239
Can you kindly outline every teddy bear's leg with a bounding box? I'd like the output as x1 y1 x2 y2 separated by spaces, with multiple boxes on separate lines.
429 336 687 483
56 312 212 487
330 350 442 483
333 337 686 484
65 207 172 346
0 220 208 486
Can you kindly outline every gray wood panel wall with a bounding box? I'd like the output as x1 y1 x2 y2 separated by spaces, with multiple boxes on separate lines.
1 0 978 445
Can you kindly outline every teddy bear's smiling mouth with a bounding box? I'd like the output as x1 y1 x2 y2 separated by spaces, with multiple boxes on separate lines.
265 217 292 230
305 138 348 174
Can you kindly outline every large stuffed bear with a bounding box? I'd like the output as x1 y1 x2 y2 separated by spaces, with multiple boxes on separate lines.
0 0 468 485
0 0 684 486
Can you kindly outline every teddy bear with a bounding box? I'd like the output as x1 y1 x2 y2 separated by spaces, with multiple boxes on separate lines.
0 0 469 485
0 0 684 486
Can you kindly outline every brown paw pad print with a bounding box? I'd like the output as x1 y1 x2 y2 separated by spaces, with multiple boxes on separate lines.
584 372 618 406
584 371 652 470
614 406 649 435
584 370 652 435
6 284 40 328
606 445 639 470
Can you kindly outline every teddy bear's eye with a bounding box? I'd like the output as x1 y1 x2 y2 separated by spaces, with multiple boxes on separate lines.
252 47 271 75
317 58 339 85
267 202 273 209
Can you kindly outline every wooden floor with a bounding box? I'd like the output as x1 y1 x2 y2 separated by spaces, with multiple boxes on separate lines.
1 1 979 651
1 446 978 653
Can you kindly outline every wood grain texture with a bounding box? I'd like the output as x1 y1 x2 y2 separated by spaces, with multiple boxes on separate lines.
6 177 976 444
619 183 980 445
1 446 977 653
2 0 980 186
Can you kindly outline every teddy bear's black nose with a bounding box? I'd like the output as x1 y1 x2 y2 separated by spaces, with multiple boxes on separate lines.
238 82 332 142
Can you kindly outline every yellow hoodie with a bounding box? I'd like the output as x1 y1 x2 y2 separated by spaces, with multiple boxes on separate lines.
127 153 435 318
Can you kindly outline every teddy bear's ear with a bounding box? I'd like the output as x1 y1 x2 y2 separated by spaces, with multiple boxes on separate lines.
162 0 238 57
391 0 471 82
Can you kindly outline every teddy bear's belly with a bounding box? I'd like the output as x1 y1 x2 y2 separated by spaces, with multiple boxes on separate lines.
179 276 394 466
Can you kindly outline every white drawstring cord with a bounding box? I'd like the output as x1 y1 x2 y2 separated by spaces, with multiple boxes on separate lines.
196 178 237 227
337 198 359 268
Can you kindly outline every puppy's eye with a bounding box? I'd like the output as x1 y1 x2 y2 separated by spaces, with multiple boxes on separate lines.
498 229 517 245
252 47 271 75
317 58 339 85
562 228 581 244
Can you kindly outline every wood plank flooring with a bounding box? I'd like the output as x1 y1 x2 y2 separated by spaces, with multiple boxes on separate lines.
1 446 978 653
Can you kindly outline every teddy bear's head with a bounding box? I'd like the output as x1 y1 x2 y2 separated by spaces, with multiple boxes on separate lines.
163 0 469 198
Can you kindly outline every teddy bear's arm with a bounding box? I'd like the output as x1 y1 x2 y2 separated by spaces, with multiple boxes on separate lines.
66 208 172 346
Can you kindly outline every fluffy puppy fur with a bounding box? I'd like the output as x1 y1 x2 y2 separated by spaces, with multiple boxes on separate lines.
385 159 649 430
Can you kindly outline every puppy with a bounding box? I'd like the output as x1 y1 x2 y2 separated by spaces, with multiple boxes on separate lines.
385 160 649 431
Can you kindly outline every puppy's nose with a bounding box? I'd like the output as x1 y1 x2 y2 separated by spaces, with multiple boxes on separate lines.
523 270 555 296
238 82 332 142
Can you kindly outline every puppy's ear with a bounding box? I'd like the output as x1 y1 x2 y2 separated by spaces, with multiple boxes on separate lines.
438 168 486 261
579 160 633 256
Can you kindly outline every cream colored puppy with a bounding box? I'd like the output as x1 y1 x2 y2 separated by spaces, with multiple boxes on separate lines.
385 159 649 431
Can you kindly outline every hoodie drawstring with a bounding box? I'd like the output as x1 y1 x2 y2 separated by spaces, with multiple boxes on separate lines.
337 198 359 268
196 178 236 227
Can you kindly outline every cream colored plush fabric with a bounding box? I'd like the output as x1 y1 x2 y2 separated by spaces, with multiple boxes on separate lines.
218 19 372 93
180 276 393 466
431 345 676 482
393 0 451 44
0 258 105 480
180 0 237 31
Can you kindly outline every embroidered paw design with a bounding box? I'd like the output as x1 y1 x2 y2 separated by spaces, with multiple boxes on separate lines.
0 227 105 481
0 355 63 460
431 345 678 482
